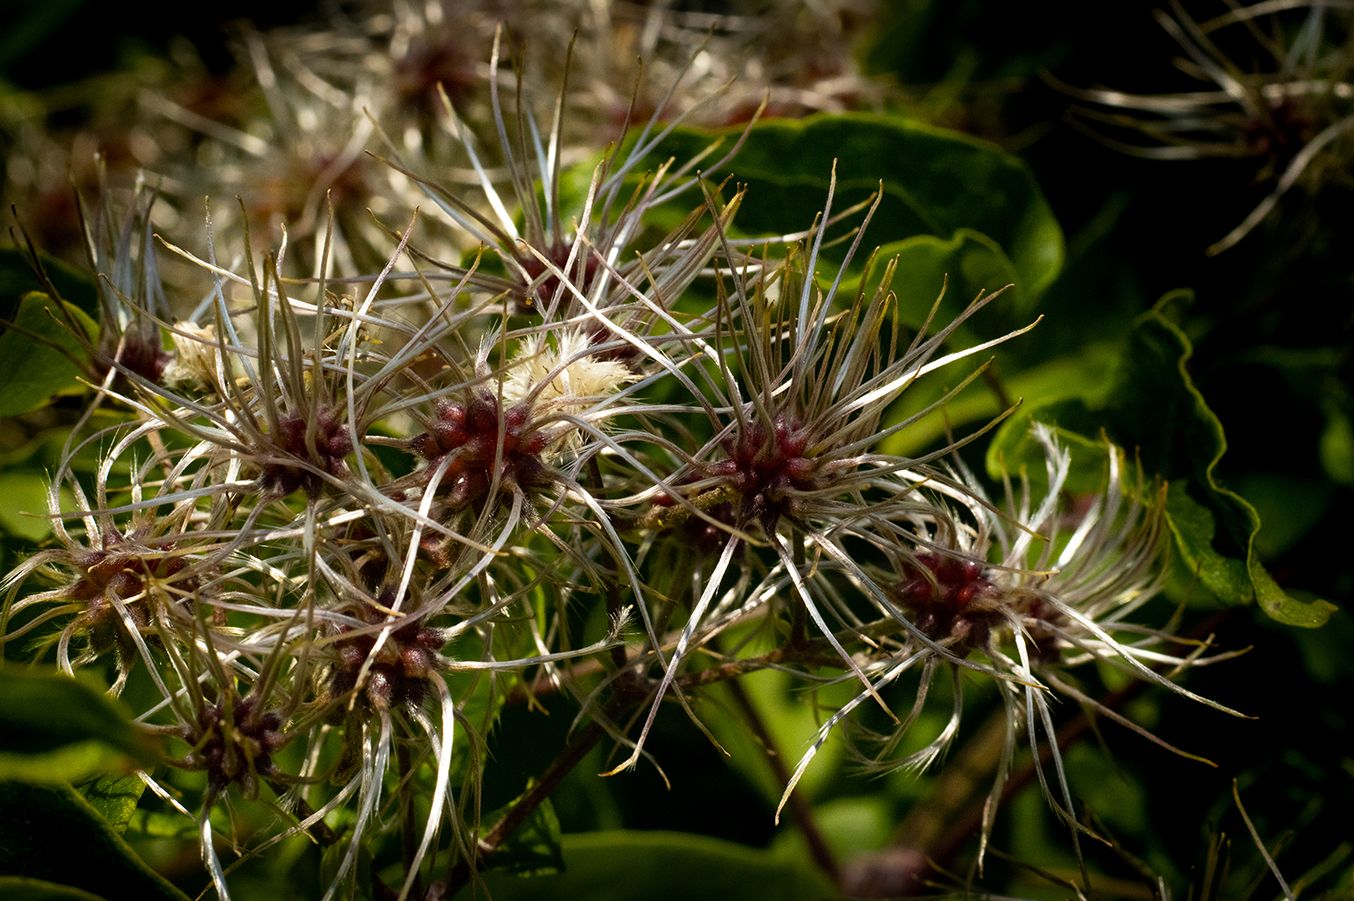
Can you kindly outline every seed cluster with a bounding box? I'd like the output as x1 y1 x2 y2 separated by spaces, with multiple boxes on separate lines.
0 11 1233 898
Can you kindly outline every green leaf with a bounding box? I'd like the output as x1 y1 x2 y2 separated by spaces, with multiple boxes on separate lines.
0 293 96 418
0 0 89 74
485 795 564 877
0 247 97 316
699 660 847 806
0 781 187 901
987 292 1336 628
1320 407 1354 486
0 471 53 542
882 228 1035 341
770 795 893 863
320 837 374 901
460 831 836 901
882 340 1118 458
77 774 146 834
985 405 1112 496
1229 474 1331 558
655 114 1064 298
0 876 104 901
0 668 160 783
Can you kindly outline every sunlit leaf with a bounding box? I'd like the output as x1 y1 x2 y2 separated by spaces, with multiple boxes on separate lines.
699 661 847 807
0 668 160 783
882 340 1118 458
77 774 146 834
881 228 1030 340
0 292 96 418
1320 407 1354 486
0 471 53 542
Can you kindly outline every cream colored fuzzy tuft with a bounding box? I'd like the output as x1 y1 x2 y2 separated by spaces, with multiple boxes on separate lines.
502 330 636 416
162 322 220 390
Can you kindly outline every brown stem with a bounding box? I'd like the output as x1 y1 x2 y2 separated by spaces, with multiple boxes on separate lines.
923 678 1146 872
266 778 338 846
726 678 841 884
446 617 904 892
907 613 1232 882
440 697 622 896
981 365 1013 412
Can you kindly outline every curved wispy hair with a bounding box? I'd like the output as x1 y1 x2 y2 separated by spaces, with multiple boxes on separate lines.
594 167 1035 773
552 1 884 141
1060 0 1354 253
142 27 425 275
774 424 1245 876
374 26 762 321
10 176 176 402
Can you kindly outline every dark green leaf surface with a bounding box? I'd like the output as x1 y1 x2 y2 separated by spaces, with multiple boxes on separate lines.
0 876 104 901
461 830 835 901
0 668 159 783
486 796 564 877
0 293 96 418
987 294 1336 627
0 247 98 316
657 114 1063 297
0 781 186 901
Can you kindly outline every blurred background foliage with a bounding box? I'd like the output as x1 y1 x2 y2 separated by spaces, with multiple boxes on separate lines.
1 1 1351 898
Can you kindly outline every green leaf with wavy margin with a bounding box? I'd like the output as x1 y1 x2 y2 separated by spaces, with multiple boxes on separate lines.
654 113 1063 300
987 292 1335 627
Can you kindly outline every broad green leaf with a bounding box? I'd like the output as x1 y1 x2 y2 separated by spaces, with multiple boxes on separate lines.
881 340 1119 458
699 661 848 807
77 774 146 834
460 830 836 901
484 795 564 877
1230 473 1331 558
882 228 1033 340
0 247 97 316
0 471 53 541
0 877 104 901
655 114 1064 298
0 668 160 783
0 781 187 901
1320 407 1354 486
1162 486 1253 606
986 293 1336 627
0 292 96 418
770 795 893 863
